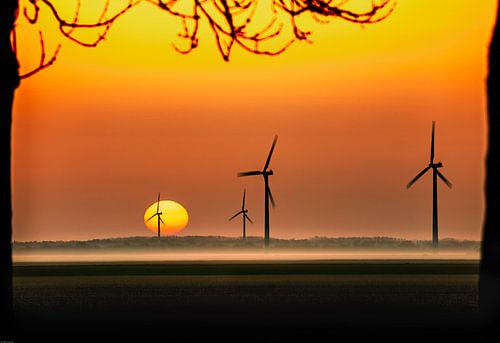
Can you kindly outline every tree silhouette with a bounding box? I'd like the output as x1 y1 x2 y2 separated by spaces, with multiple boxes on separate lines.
480 3 500 335
0 0 393 335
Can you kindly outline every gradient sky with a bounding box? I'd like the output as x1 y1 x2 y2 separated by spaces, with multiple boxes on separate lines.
12 0 496 241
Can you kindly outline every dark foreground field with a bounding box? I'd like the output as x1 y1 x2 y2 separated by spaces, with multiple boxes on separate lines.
12 260 491 341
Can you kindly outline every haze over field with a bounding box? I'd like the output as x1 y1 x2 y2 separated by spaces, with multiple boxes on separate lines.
13 236 480 262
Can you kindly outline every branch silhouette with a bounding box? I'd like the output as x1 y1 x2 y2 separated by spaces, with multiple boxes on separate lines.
19 31 61 79
16 0 394 75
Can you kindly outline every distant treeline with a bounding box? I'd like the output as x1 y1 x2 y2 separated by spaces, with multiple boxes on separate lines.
13 236 480 251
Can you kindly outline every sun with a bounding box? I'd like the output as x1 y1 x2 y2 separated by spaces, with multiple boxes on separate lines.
144 200 189 236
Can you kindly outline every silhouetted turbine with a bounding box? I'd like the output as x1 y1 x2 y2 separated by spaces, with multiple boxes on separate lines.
238 135 278 247
145 192 165 239
407 122 452 249
229 189 253 240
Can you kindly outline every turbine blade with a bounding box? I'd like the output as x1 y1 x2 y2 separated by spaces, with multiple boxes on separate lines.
267 185 276 208
146 213 157 223
245 213 253 224
229 211 243 221
159 216 166 226
238 171 262 177
242 189 246 211
436 170 453 189
156 192 161 213
263 135 278 171
406 166 431 189
430 121 435 164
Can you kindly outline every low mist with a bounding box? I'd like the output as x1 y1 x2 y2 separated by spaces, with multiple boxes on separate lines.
13 236 480 262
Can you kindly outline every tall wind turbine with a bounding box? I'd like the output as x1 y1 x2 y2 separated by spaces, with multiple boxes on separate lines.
229 189 253 240
238 135 278 247
407 122 453 248
145 192 165 239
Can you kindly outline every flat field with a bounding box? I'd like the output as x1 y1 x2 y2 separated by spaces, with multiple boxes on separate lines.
13 260 483 341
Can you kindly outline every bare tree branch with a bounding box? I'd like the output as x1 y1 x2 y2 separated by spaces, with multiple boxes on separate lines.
19 31 61 79
16 0 394 77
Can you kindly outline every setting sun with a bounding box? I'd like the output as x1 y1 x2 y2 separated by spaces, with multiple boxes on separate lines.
144 200 189 236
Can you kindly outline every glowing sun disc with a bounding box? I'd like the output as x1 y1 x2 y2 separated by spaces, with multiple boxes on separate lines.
144 200 189 236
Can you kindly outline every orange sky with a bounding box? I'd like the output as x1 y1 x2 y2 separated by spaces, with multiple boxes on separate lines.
12 0 496 241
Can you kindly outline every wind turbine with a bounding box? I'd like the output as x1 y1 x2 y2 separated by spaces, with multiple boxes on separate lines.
145 192 165 239
238 135 278 247
407 121 452 249
229 189 253 240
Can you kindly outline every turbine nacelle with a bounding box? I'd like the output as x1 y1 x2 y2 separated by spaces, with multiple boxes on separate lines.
430 162 443 169
407 123 452 190
146 211 164 223
237 170 274 177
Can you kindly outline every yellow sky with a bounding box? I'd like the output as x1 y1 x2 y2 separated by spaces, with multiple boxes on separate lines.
12 0 497 241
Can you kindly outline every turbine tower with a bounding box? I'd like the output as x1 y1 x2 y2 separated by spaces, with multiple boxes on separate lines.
238 135 278 247
229 189 253 240
146 192 165 239
407 121 452 249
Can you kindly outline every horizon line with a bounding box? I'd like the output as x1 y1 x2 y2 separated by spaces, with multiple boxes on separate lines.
12 235 482 244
